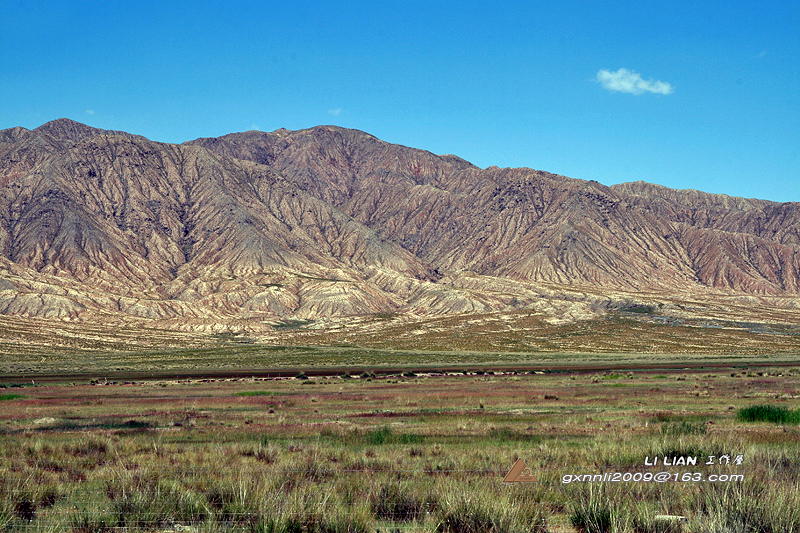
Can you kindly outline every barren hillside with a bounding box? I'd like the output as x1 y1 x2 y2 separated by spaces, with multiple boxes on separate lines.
1 119 798 338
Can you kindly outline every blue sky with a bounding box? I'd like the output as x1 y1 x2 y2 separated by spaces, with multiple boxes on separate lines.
2 0 798 201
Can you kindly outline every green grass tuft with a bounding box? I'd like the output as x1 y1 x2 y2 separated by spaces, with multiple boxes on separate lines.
736 404 800 424
661 420 707 435
0 394 24 401
234 390 274 397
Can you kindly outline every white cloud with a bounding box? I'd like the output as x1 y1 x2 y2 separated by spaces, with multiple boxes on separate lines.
85 109 95 115
328 108 343 116
596 68 674 95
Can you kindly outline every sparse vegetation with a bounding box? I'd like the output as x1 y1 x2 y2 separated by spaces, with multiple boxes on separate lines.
0 393 24 401
234 390 275 397
272 319 316 330
620 305 654 314
661 420 707 435
736 404 800 424
0 362 798 532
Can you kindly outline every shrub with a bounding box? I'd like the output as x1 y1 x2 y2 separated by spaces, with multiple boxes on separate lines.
70 505 115 533
14 498 35 521
397 433 425 444
69 437 111 457
692 476 800 533
570 505 614 533
660 421 707 436
264 509 371 533
621 305 654 314
370 482 437 522
736 404 800 424
630 514 684 533
365 427 393 445
109 479 207 528
436 502 497 533
488 427 539 442
0 394 25 401
569 486 623 533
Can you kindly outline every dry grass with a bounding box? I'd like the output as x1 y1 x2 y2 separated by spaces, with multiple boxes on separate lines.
0 365 799 531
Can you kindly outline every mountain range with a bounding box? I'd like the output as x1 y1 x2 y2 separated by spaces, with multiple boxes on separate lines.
1 118 798 336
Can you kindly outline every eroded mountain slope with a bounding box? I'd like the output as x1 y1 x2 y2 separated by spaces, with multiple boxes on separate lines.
190 125 800 295
0 121 445 322
0 119 799 331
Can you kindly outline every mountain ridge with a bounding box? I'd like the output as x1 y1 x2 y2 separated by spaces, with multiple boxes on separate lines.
0 118 798 333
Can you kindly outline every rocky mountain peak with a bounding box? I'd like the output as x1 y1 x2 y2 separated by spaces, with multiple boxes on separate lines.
0 119 798 328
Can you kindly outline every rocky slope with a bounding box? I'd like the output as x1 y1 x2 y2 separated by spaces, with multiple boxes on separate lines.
189 125 800 295
0 118 798 330
0 120 440 323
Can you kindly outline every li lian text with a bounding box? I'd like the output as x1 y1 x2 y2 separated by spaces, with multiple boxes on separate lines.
644 454 743 466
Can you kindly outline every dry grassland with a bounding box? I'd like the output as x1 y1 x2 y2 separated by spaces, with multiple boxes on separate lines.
1 362 799 532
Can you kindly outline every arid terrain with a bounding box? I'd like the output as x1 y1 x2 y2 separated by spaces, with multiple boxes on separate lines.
2 119 800 532
2 360 799 532
1 119 799 354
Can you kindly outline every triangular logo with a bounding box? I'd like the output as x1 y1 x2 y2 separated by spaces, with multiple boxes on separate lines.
503 458 538 483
